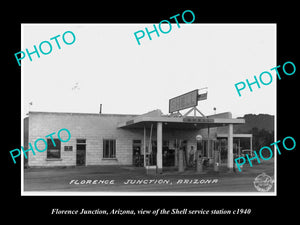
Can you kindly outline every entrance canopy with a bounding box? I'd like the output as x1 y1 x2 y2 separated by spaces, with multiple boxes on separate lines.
117 110 246 172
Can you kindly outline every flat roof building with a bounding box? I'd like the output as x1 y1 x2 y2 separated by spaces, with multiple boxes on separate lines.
24 109 251 173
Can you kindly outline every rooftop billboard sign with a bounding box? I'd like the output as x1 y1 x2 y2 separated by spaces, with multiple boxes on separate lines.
169 89 199 113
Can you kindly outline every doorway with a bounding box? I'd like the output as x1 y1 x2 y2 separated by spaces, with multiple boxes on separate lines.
76 139 86 166
132 140 143 167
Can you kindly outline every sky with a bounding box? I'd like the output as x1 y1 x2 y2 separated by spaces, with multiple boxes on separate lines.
22 23 276 119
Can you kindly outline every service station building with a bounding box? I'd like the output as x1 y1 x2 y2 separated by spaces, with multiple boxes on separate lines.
24 90 252 173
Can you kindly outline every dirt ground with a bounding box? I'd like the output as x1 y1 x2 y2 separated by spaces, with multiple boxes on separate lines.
23 159 275 193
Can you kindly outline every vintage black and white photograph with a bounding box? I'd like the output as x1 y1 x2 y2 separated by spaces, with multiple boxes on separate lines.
21 23 276 195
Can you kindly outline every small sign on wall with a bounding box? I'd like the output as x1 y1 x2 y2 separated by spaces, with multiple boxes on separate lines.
64 146 73 151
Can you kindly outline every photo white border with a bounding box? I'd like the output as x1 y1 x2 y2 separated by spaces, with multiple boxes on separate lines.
20 23 277 196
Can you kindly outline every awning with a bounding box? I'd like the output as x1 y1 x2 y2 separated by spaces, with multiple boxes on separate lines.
117 115 245 130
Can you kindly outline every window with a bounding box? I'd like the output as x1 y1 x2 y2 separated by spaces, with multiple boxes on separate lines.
103 139 116 159
47 138 61 159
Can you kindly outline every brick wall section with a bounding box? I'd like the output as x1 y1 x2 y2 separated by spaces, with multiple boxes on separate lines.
27 112 215 167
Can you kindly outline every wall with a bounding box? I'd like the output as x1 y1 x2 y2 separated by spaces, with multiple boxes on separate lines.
27 112 219 167
208 112 232 134
28 112 139 167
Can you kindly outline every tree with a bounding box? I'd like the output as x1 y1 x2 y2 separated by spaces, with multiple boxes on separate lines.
251 127 274 158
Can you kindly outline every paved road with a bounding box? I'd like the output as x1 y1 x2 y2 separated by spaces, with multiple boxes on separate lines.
23 160 275 193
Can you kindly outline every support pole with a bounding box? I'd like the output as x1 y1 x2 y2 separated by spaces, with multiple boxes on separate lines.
178 148 184 172
183 107 195 117
148 123 153 164
250 136 253 157
214 145 219 172
143 125 146 167
194 107 207 118
183 107 206 118
174 139 178 167
157 122 163 174
207 126 210 158
227 124 233 169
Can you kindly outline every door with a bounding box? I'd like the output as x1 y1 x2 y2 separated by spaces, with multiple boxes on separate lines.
76 139 86 166
132 140 142 167
218 138 228 165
